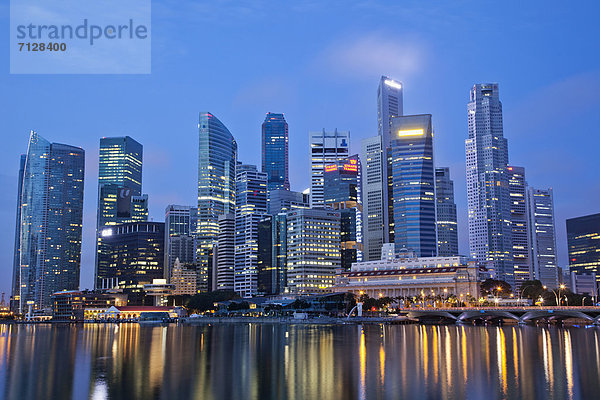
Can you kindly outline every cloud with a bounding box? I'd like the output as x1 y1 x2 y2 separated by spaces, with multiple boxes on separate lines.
313 32 427 81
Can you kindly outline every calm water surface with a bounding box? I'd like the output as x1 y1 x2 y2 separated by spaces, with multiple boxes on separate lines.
0 323 599 399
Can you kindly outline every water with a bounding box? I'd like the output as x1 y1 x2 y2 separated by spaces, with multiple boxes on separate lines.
0 323 599 400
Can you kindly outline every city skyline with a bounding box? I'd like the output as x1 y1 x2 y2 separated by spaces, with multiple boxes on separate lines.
2 2 600 295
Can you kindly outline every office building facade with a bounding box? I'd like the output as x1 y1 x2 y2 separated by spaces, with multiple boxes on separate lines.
262 113 290 191
527 188 560 288
567 213 600 286
267 189 310 215
97 222 165 304
257 213 288 295
216 213 235 291
508 166 531 288
435 167 459 256
234 166 268 298
323 155 363 269
286 209 341 294
310 129 350 208
13 131 85 312
197 112 237 292
465 83 514 286
164 205 197 283
389 114 437 257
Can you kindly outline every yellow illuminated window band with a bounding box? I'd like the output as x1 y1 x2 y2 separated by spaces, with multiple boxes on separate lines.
398 129 425 137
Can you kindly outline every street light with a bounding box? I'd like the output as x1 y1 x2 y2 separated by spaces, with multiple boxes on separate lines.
519 284 537 306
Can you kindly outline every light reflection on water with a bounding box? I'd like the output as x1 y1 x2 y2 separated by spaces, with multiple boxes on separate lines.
0 323 598 400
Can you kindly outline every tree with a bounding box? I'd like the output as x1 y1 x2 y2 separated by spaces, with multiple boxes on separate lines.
481 279 512 296
519 280 545 300
185 290 239 312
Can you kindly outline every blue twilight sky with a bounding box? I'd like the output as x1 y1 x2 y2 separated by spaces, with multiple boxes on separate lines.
1 0 599 295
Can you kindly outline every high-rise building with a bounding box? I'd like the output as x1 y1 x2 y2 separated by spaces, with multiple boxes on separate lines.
389 114 437 257
377 76 404 147
262 113 289 192
257 213 288 295
10 155 26 312
567 213 600 288
508 166 531 288
286 209 341 294
216 213 235 291
13 131 85 312
361 136 387 261
528 187 559 288
234 165 268 298
435 167 459 257
310 129 349 208
171 258 197 296
197 112 237 292
164 205 197 283
267 189 310 214
323 155 363 269
362 76 404 261
465 83 513 286
95 136 146 289
96 136 144 228
97 221 165 304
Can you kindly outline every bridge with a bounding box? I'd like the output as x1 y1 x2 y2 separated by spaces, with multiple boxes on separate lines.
400 307 600 324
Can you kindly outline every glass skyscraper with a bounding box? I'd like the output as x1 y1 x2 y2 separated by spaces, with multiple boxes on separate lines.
508 166 531 288
234 165 268 298
95 136 146 289
528 187 559 288
465 83 513 286
389 115 437 257
262 113 289 192
567 213 600 288
362 76 403 261
164 205 197 283
435 167 459 257
13 131 85 312
323 155 363 269
310 129 350 208
197 112 237 292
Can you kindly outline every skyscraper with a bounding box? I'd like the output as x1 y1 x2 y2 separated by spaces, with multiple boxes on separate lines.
508 166 531 288
234 165 268 298
323 155 363 269
361 136 387 261
164 205 197 283
389 114 437 257
13 131 85 312
362 76 403 261
10 155 26 312
528 188 559 288
435 167 459 256
286 209 341 294
197 112 237 292
257 213 288 295
377 76 404 147
267 189 310 214
216 213 235 291
465 83 513 286
310 129 349 208
95 136 146 289
262 113 289 192
97 222 165 305
567 213 600 288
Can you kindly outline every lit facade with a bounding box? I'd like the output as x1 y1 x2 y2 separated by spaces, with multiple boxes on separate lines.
286 209 341 294
527 187 559 288
96 222 165 305
216 213 235 291
197 112 237 292
234 165 268 298
435 167 459 256
508 166 531 288
361 136 387 261
390 114 437 257
567 213 600 286
171 259 197 296
95 136 146 289
465 83 514 286
310 129 349 208
268 189 309 214
323 155 363 269
14 131 85 313
164 205 197 283
262 113 289 191
257 213 288 295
